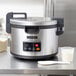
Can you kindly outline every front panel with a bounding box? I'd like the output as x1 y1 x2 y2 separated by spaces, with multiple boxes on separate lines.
23 42 41 52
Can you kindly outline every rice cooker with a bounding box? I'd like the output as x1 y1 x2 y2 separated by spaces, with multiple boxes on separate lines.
6 12 64 60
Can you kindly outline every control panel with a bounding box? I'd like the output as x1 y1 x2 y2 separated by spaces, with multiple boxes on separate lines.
23 42 41 52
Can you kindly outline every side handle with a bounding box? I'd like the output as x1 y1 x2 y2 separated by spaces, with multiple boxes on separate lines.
53 18 64 35
6 12 27 33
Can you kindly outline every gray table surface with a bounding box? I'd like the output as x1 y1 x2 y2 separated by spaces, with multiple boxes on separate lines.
0 47 76 75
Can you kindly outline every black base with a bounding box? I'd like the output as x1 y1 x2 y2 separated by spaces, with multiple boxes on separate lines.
11 52 58 60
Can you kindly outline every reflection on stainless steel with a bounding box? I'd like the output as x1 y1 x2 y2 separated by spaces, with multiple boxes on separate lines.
0 48 76 75
10 54 58 69
11 57 38 69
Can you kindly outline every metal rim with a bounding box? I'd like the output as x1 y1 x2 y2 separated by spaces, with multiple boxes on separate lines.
10 17 57 26
11 24 57 29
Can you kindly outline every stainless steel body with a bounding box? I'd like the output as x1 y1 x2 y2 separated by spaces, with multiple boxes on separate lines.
9 17 60 59
5 14 64 59
11 27 58 57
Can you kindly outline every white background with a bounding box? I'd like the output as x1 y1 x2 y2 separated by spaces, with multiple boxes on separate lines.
0 0 43 31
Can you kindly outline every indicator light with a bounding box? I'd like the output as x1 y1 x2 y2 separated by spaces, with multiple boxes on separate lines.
36 48 40 51
35 44 39 47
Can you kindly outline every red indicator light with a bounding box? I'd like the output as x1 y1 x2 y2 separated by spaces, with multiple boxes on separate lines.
35 44 39 47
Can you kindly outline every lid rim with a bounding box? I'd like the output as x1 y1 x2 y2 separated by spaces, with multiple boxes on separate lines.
11 24 57 29
10 18 57 26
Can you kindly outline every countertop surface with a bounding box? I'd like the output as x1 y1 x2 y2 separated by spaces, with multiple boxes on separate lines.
0 47 76 75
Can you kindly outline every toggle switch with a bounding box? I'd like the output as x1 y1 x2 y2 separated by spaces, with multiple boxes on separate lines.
36 48 40 51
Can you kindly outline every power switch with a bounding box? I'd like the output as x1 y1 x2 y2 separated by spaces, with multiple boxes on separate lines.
36 48 40 51
34 43 41 52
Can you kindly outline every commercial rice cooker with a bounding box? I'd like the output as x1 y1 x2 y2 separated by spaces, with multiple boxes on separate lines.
6 12 64 60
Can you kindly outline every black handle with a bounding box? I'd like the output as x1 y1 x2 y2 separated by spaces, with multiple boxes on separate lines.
6 12 27 33
53 18 64 35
